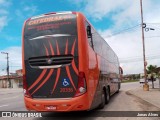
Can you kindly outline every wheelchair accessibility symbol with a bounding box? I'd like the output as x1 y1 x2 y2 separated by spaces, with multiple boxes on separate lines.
62 78 70 87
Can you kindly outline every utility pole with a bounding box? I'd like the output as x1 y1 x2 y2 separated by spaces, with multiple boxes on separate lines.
140 0 149 91
1 52 11 88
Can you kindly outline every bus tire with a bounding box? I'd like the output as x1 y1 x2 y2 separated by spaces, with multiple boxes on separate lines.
105 88 110 104
98 90 105 109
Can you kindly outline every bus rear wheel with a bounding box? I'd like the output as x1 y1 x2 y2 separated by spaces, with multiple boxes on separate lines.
105 88 110 104
99 90 105 109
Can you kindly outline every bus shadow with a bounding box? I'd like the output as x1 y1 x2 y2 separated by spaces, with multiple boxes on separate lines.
108 90 122 103
38 111 100 120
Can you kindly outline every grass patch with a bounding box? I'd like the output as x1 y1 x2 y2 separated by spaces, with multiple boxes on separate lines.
122 79 139 83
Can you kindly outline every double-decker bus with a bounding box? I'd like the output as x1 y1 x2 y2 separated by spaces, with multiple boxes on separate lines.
22 11 123 111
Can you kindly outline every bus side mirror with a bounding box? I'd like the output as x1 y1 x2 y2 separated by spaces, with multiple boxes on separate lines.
119 67 123 75
119 67 123 81
87 26 92 38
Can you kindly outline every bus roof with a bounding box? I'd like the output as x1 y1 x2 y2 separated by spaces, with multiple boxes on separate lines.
30 11 76 20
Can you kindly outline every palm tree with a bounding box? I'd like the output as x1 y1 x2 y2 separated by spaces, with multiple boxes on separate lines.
156 67 160 77
147 65 157 74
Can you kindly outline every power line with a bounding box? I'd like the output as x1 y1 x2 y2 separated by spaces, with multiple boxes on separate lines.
120 58 160 63
105 24 140 38
145 36 160 39
104 22 159 38
119 54 160 63
145 23 160 25
120 56 160 63
119 53 160 60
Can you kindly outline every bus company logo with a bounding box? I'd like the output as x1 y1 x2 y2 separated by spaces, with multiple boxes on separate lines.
2 112 11 117
1 112 42 118
28 15 73 26
62 78 70 87
47 59 52 64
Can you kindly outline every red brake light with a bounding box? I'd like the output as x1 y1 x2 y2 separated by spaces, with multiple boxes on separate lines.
74 72 87 97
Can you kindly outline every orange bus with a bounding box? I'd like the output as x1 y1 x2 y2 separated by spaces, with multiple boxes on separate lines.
22 11 122 111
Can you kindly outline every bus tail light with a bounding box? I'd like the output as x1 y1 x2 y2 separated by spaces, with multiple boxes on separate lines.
23 75 31 98
74 72 87 97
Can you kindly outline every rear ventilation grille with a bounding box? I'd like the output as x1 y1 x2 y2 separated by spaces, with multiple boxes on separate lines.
28 55 73 69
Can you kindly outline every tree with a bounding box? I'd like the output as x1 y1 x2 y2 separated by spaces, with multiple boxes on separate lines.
156 67 160 78
147 65 157 74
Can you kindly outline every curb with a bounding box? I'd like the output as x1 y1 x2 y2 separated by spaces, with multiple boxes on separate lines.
126 90 160 110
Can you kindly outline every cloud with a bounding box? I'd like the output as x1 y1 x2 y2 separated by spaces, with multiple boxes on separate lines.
15 5 38 20
24 6 37 12
0 46 22 75
77 0 160 27
1 0 159 75
74 0 160 74
0 0 11 6
99 24 160 74
101 30 149 75
0 0 11 31
99 28 142 74
0 9 8 14
67 0 86 8
0 0 5 4
1 35 21 42
0 16 8 31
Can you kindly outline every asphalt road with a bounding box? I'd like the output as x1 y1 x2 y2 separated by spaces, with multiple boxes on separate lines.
0 81 160 120
0 89 25 111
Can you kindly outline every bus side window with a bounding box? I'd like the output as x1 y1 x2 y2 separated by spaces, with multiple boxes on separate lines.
119 67 123 75
85 21 94 50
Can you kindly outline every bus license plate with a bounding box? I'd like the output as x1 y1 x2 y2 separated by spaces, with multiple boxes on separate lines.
45 105 57 110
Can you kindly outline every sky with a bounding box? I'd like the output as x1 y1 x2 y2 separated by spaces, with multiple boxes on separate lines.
0 0 160 75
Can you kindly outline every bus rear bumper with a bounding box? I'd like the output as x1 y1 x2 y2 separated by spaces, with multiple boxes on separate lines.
24 94 89 112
